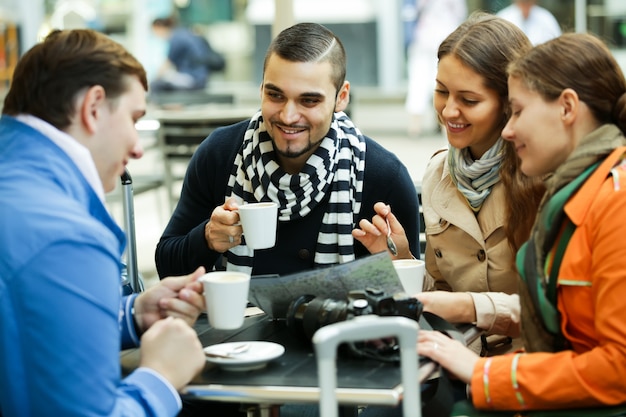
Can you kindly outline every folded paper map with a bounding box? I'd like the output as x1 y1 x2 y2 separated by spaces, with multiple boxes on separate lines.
248 251 404 319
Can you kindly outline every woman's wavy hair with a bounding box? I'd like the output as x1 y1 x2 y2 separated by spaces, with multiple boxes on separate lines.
500 140 546 251
505 32 626 249
439 12 545 251
508 32 626 135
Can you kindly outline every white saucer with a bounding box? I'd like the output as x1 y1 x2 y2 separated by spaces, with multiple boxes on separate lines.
204 341 285 372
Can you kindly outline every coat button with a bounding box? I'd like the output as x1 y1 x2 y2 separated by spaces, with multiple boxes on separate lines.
298 249 310 260
438 218 448 227
434 249 442 258
477 250 486 262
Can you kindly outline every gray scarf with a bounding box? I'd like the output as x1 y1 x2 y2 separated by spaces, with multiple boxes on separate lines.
448 137 504 212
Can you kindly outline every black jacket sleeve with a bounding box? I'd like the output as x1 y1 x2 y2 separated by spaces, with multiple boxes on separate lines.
155 121 249 278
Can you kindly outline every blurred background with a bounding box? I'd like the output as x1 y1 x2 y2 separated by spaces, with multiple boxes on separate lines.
2 0 626 95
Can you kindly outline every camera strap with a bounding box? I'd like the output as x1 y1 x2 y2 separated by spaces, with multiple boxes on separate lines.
343 312 466 363
419 311 467 344
342 312 461 416
343 340 402 362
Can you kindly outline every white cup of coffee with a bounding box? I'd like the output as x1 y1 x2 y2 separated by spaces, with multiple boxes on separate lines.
200 271 251 330
237 202 278 250
392 259 425 296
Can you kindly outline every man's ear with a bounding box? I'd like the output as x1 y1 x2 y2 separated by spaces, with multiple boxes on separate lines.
79 85 106 134
559 88 579 126
334 81 350 113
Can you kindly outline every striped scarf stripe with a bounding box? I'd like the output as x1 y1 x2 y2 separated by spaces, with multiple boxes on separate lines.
225 111 366 273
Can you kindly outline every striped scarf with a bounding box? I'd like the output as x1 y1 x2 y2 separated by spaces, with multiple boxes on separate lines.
225 110 366 274
448 138 504 212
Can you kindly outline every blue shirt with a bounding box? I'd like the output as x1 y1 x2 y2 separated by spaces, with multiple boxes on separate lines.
0 116 181 416
168 27 210 89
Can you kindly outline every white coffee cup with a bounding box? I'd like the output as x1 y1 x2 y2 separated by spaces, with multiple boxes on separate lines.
392 259 425 296
200 271 251 330
237 202 278 250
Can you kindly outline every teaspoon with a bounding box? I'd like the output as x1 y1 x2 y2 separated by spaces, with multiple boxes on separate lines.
386 216 398 256
205 343 251 359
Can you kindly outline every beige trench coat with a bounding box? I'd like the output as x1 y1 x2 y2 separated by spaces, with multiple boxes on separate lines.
421 150 520 338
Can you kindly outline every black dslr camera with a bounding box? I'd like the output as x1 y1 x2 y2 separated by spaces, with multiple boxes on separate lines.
286 287 423 343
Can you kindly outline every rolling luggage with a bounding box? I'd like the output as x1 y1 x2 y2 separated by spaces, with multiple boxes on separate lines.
313 315 422 417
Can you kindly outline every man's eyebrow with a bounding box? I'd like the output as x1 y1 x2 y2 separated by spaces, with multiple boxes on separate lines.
264 83 325 99
264 83 283 93
300 92 325 99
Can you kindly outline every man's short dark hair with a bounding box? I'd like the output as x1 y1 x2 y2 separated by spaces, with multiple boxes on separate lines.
262 22 347 92
3 29 147 130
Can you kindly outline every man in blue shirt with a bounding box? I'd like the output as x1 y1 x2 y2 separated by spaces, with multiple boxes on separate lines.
150 16 221 93
0 29 207 416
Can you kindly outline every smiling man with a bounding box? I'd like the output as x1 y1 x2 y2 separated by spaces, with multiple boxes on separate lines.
155 23 419 416
155 22 419 280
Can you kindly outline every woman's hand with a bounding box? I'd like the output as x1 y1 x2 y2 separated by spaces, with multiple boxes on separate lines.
352 202 413 259
417 330 479 384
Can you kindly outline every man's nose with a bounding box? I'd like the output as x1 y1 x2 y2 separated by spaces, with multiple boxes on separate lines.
279 101 300 124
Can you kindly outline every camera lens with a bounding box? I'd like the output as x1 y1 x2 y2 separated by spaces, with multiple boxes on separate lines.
286 295 349 341
301 298 348 340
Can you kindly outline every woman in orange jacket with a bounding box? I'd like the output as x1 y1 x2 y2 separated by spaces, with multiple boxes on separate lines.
418 32 626 412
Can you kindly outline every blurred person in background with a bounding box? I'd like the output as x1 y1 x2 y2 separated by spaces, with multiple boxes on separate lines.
497 0 561 45
403 0 467 137
150 16 224 94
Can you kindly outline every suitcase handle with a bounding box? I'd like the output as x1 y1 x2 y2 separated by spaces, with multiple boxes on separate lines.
313 315 421 417
120 168 141 293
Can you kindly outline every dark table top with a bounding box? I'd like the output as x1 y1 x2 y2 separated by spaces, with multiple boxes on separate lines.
121 312 475 406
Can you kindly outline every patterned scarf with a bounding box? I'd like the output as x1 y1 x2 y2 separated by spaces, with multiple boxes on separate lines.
518 124 626 352
448 137 505 212
225 110 366 273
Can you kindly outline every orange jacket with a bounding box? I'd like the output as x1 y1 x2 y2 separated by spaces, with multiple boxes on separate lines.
470 146 626 410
